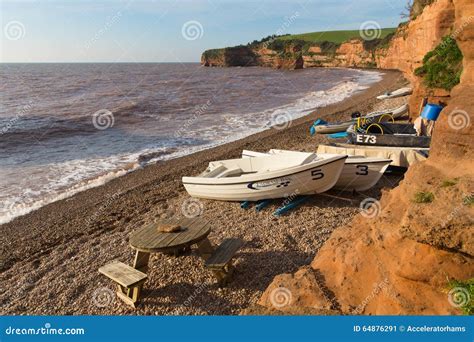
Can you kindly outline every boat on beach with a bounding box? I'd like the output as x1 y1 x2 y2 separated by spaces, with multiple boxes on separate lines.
317 143 429 168
347 122 431 148
312 104 408 134
376 87 413 100
243 149 392 192
182 152 347 201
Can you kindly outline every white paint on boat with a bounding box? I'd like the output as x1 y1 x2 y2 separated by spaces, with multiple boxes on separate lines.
245 149 391 192
331 156 391 191
376 87 413 100
182 152 347 201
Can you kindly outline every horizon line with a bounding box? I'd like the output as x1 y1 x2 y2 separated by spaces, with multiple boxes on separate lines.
0 61 202 64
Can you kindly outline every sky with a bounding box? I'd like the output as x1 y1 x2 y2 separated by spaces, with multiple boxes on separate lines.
0 0 407 63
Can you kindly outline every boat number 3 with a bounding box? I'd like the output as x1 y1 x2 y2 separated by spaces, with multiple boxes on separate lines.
356 165 368 176
311 169 324 180
356 134 377 144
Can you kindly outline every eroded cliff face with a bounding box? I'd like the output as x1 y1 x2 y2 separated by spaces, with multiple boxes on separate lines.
201 39 376 70
376 0 456 117
201 0 457 117
202 0 455 71
301 40 375 68
201 44 303 69
200 46 259 67
245 0 473 316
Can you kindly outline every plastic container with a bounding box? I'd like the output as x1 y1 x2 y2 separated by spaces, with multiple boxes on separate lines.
421 104 443 121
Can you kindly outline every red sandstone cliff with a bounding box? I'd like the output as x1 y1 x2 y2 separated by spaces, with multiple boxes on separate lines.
201 0 458 117
245 0 473 315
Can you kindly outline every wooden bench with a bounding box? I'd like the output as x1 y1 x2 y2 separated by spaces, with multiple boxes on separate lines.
99 261 148 308
205 238 243 286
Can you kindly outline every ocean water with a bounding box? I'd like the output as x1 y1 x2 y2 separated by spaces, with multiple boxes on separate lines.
0 63 383 224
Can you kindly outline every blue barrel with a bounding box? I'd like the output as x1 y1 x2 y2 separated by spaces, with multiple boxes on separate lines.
421 104 443 121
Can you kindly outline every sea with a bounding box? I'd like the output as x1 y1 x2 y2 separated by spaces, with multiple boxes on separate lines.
0 63 383 224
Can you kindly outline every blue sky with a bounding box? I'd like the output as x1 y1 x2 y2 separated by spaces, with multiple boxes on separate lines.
1 0 407 63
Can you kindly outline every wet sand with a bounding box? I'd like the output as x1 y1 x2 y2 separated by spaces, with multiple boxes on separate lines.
0 69 408 315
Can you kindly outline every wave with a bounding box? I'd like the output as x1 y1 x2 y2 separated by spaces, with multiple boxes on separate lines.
0 164 139 225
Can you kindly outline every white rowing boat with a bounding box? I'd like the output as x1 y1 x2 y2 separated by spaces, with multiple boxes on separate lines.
243 149 391 192
182 152 347 201
376 87 413 100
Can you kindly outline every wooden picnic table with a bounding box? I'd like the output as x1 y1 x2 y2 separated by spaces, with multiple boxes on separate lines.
129 217 214 272
99 217 243 307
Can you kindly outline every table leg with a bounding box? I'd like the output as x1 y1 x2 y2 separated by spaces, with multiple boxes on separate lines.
197 238 214 261
133 250 150 273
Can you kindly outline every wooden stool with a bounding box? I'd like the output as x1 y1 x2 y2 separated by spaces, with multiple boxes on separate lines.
99 261 147 308
205 238 243 287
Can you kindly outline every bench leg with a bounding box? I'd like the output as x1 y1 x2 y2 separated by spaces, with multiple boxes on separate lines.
211 263 236 287
131 285 142 303
115 283 145 308
211 270 228 287
117 284 127 295
197 238 215 261
116 290 138 308
133 251 150 273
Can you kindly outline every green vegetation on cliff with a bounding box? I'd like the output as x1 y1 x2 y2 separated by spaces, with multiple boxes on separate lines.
278 28 396 44
202 27 398 68
202 49 223 59
414 36 463 91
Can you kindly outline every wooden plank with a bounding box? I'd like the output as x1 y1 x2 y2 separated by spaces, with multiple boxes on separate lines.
116 290 138 308
173 223 210 248
129 217 210 252
99 262 147 288
205 238 243 269
131 223 172 248
130 224 157 246
171 220 208 246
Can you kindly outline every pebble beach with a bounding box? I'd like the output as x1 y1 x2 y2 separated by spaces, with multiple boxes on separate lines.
0 70 410 315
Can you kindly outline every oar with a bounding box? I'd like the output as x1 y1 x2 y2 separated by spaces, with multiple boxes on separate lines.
240 201 251 209
273 196 310 216
256 200 272 212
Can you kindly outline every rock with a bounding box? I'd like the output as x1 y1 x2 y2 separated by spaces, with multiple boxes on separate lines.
247 0 474 316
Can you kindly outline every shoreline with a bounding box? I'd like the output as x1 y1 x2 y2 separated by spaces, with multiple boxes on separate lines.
1 67 384 226
1 69 407 315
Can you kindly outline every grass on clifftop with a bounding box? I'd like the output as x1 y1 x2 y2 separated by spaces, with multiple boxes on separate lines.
278 28 396 44
440 179 458 187
414 36 463 91
413 191 434 203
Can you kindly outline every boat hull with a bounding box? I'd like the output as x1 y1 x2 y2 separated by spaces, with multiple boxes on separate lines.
334 159 391 191
315 122 352 134
348 132 431 148
317 143 428 168
182 157 347 201
251 149 392 192
376 87 412 100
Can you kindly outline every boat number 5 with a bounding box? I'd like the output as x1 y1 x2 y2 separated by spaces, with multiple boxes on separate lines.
311 169 324 180
356 165 368 175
